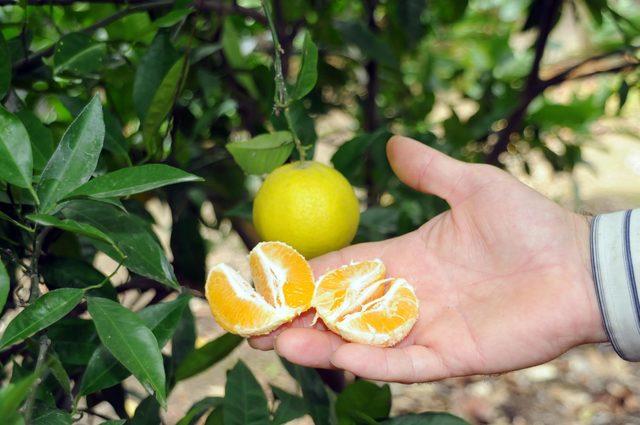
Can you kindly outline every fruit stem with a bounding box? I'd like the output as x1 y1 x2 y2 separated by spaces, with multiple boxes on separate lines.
260 0 307 163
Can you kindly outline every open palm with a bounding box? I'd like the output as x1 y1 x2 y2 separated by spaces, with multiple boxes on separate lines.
250 136 606 383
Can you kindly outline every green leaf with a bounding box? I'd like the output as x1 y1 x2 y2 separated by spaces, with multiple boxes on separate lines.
272 386 307 425
103 110 131 166
175 333 243 381
41 257 117 300
133 32 180 120
336 381 391 423
223 361 270 425
87 297 167 407
282 358 331 425
382 412 470 425
177 397 222 425
142 56 188 156
137 294 191 346
129 396 161 425
37 96 105 213
226 131 294 175
0 261 8 313
0 373 38 422
66 164 202 199
205 407 224 425
79 296 188 396
397 0 427 44
433 0 468 23
101 421 126 425
53 33 106 76
47 351 71 394
155 8 194 28
62 200 178 288
0 288 84 349
171 303 196 367
16 110 54 172
222 18 258 97
32 409 72 425
618 79 630 113
292 32 318 100
0 32 10 99
26 213 124 258
171 206 206 283
47 318 99 366
335 21 398 68
584 0 606 25
0 106 35 198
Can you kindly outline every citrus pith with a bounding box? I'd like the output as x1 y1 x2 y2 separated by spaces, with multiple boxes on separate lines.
313 260 419 347
252 161 359 259
205 241 314 336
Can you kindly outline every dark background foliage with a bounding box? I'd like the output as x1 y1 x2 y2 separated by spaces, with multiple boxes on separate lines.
0 0 638 423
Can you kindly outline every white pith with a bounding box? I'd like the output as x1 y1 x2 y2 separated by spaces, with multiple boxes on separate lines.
253 243 289 307
205 262 298 335
315 259 386 322
314 264 419 347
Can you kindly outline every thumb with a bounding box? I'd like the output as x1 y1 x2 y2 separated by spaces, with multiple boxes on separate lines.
387 135 488 206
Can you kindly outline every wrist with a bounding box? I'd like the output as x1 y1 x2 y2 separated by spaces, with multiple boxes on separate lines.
572 213 608 344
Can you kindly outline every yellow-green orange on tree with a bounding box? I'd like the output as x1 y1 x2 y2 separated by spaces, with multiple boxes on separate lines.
253 161 360 258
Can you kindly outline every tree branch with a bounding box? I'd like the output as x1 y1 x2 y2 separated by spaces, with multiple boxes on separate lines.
10 0 266 73
1 0 267 23
363 0 379 206
485 0 561 165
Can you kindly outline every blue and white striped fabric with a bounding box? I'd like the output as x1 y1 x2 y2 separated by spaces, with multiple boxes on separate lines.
592 210 640 361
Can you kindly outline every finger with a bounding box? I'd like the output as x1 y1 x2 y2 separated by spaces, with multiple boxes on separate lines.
248 311 319 351
330 343 451 383
275 327 345 369
386 135 479 207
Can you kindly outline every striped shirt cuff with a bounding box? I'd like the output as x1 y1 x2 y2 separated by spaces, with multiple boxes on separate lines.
591 210 640 361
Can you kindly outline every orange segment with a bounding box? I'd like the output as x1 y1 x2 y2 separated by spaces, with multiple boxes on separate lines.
335 278 419 347
313 259 386 323
312 260 419 347
205 242 315 337
250 241 314 309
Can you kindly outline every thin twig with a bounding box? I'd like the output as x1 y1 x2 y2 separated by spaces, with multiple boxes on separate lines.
11 0 266 73
260 0 307 161
28 226 49 302
22 336 51 424
485 0 560 164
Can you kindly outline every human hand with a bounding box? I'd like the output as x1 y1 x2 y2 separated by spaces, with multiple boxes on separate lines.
250 135 607 383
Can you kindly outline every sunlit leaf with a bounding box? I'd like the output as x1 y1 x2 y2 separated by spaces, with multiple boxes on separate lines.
292 32 318 100
62 200 178 288
53 33 106 76
226 131 294 174
38 96 104 213
66 164 201 199
0 288 84 349
87 297 167 407
0 106 35 199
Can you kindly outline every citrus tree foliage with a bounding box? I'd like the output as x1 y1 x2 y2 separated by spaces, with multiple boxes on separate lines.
0 0 638 423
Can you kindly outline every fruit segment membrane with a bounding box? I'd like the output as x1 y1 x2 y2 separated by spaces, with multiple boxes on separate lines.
205 243 419 346
205 241 314 336
313 260 419 347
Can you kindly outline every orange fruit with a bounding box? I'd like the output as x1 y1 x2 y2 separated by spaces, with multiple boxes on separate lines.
205 241 314 336
313 260 419 347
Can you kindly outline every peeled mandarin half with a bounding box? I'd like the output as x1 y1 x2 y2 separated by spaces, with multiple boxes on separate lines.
205 241 314 337
313 260 419 347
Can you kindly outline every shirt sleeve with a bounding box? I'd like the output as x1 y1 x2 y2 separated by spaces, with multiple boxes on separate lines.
591 210 640 361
